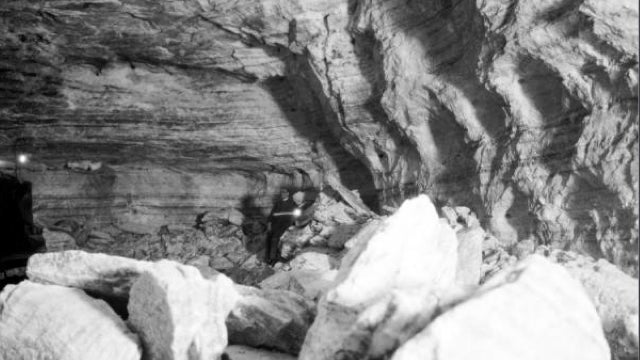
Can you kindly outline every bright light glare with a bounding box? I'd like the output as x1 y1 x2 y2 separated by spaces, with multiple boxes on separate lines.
17 154 28 164
292 208 302 217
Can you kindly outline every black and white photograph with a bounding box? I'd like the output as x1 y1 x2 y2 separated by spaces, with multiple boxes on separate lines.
0 0 638 359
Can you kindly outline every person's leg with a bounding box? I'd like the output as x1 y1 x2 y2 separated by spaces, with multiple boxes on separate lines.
264 231 274 264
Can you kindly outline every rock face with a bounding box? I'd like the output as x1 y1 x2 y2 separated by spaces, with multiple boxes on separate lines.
128 260 239 360
0 0 635 275
391 255 611 360
299 195 458 359
0 281 141 360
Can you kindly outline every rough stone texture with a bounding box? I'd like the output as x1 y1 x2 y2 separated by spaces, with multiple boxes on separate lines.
128 260 239 360
441 205 485 287
27 250 313 356
454 226 484 288
224 345 296 360
545 249 639 360
259 250 340 301
42 228 78 252
299 195 458 359
27 249 152 298
0 281 141 360
391 255 610 360
0 0 637 275
227 285 316 354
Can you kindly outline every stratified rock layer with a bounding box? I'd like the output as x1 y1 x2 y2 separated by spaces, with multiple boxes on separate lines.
0 0 637 274
0 281 141 360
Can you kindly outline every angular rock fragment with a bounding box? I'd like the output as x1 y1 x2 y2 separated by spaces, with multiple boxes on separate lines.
299 195 458 359
0 281 141 360
128 260 239 360
42 228 78 252
259 251 339 301
454 226 484 288
391 255 610 360
227 285 316 354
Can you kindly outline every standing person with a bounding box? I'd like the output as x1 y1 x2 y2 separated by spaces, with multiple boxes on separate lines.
265 189 296 265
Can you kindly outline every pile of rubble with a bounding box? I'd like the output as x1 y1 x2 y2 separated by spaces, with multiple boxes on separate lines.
3 194 637 360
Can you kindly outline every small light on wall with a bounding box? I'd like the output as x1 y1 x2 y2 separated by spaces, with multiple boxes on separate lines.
17 154 29 164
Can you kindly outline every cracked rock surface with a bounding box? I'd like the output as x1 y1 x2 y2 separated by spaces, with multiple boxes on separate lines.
0 0 637 275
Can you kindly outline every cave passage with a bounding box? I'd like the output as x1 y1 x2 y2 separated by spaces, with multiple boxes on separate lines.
0 174 43 289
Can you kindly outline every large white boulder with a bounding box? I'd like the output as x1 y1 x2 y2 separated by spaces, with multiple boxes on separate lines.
0 281 141 360
299 195 458 359
546 250 639 360
27 250 151 298
391 255 610 360
128 260 239 360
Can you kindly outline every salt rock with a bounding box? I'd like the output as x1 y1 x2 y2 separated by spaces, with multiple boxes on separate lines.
128 260 239 360
455 226 484 287
391 255 610 360
27 250 152 298
546 250 639 360
326 223 364 249
227 285 316 354
299 195 458 359
226 208 245 227
0 281 141 360
42 228 78 252
260 251 339 301
313 192 358 225
224 345 296 360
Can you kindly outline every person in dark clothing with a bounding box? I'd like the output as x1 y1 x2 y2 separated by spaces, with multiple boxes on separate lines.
265 189 297 266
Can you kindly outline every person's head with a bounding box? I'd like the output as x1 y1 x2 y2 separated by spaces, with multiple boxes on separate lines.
280 188 290 200
293 191 305 206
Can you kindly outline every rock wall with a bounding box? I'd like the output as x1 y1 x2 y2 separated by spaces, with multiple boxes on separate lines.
0 0 637 274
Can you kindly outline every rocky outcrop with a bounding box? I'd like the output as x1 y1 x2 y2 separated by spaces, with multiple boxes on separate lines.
128 260 239 360
299 195 459 359
0 0 636 274
390 256 611 360
0 281 141 360
227 285 316 354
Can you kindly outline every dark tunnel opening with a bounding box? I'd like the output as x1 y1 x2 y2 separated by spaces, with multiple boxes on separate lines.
0 173 44 289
